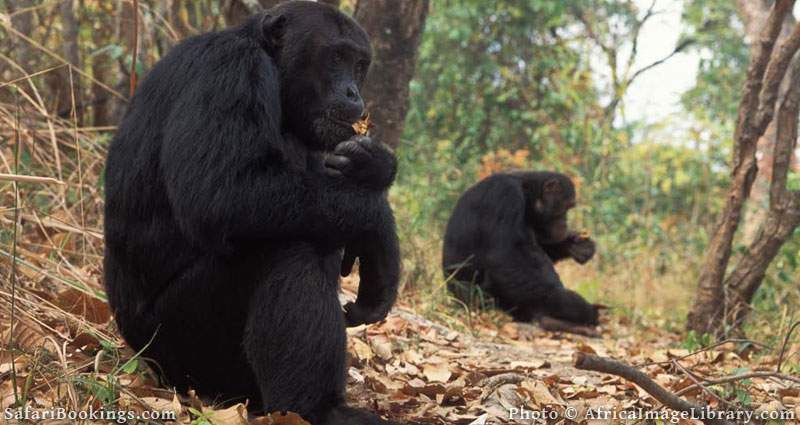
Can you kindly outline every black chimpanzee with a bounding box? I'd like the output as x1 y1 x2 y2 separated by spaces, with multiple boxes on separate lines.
442 171 600 327
104 2 399 424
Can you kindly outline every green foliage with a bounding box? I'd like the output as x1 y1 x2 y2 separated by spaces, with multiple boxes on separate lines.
681 0 749 127
682 330 713 351
394 2 745 328
399 0 615 232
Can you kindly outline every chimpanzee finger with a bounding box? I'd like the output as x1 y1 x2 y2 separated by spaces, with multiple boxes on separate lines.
341 251 357 277
323 167 343 178
333 140 363 156
324 154 351 172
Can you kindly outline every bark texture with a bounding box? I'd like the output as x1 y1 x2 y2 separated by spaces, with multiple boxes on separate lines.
688 0 800 336
738 0 798 244
354 0 430 149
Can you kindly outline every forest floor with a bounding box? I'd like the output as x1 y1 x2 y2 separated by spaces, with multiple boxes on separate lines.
1 261 799 425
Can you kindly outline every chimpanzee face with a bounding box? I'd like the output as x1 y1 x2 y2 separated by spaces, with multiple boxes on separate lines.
532 176 576 243
262 2 372 150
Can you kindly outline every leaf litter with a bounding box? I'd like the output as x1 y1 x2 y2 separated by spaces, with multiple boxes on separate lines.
0 263 797 424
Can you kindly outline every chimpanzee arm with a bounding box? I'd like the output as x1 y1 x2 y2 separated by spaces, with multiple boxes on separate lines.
158 44 393 249
479 180 564 314
341 199 400 326
540 238 574 263
541 233 596 264
484 245 563 305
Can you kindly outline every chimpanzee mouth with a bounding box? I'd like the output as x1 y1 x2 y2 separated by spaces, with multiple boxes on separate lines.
327 115 357 130
313 116 357 150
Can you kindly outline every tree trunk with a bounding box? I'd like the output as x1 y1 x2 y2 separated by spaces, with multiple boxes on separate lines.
354 0 429 150
6 0 35 72
687 0 800 337
91 1 116 126
738 0 797 243
57 0 82 121
725 51 800 331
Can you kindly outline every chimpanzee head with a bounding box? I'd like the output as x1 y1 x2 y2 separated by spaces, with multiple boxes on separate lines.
260 1 371 150
514 171 577 244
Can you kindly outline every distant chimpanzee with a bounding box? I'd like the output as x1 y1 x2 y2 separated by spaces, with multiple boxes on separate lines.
104 2 399 424
442 171 600 327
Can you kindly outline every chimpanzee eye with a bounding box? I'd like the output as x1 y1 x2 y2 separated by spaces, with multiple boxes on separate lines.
333 52 344 64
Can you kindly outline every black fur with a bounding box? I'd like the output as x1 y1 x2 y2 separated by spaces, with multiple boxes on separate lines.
103 2 399 424
442 171 599 326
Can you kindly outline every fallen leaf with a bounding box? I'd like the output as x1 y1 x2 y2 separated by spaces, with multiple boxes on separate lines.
370 335 393 361
423 363 452 383
267 411 311 425
54 288 111 324
468 413 488 425
351 338 374 362
2 319 49 352
205 403 249 425
141 395 182 418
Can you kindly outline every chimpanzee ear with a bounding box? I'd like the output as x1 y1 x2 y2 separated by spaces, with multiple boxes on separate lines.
543 178 561 194
261 13 287 52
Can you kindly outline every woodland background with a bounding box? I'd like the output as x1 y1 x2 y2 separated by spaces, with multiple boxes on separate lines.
1 0 799 423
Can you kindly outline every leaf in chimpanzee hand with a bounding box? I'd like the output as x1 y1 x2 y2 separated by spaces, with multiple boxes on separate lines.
352 114 373 136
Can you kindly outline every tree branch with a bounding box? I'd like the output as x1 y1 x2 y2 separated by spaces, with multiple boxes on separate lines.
628 38 695 85
733 0 796 147
573 353 735 425
768 49 800 203
755 22 800 130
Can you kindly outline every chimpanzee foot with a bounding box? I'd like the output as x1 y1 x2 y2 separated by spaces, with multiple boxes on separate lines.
319 405 399 425
537 316 600 337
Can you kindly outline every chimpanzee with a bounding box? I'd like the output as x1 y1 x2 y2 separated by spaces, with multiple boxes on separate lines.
103 2 400 424
442 171 600 327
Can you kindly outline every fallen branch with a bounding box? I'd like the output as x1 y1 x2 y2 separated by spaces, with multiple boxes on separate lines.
573 352 734 425
675 371 800 396
480 373 527 402
777 320 800 373
0 173 64 185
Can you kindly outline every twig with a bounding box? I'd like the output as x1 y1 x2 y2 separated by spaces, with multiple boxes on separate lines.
671 360 732 407
8 91 21 406
0 22 126 100
627 38 695 84
0 64 67 90
480 373 527 402
675 371 800 397
573 352 734 425
777 320 800 372
635 338 770 368
0 173 65 185
129 0 140 97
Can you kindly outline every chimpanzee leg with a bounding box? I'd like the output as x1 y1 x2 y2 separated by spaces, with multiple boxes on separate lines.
542 287 600 326
483 246 562 322
243 243 395 425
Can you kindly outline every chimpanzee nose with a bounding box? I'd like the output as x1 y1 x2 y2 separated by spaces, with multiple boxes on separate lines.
346 85 359 101
340 83 364 121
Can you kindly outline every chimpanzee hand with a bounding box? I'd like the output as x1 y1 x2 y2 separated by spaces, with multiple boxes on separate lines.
568 234 595 264
343 300 392 327
340 209 400 327
324 135 397 190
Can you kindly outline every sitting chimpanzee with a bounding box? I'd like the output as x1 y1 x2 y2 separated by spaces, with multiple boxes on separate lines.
104 2 399 424
442 171 600 328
